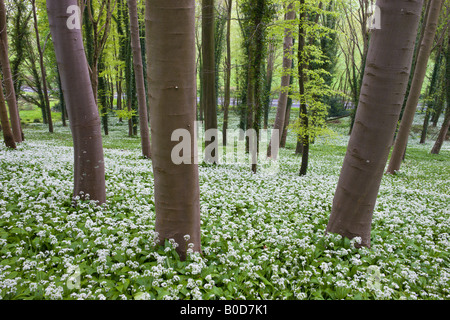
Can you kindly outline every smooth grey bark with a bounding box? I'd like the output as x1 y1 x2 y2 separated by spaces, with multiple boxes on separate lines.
47 0 106 204
0 0 23 143
326 0 424 247
146 0 201 260
387 0 442 174
128 0 151 159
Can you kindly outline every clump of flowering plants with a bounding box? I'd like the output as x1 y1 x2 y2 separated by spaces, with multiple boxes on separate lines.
0 118 449 300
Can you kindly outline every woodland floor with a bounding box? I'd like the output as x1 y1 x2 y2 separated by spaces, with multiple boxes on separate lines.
0 107 449 300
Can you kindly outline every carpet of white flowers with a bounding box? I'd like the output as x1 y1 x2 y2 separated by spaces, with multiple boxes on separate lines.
0 116 449 300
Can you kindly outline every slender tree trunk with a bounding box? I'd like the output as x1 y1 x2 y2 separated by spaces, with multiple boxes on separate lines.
128 0 151 159
0 0 23 143
146 0 201 260
387 0 442 174
222 0 232 147
420 48 443 144
326 0 424 247
47 0 106 204
98 58 109 136
280 52 295 148
431 104 450 154
31 0 53 133
0 74 15 149
268 3 295 159
431 34 450 155
57 68 67 127
202 0 218 164
263 39 276 130
297 0 309 176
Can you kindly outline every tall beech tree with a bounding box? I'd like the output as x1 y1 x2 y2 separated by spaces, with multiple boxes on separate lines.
0 0 23 143
326 0 424 247
387 0 442 174
146 0 201 259
128 0 151 159
202 0 218 164
47 0 106 204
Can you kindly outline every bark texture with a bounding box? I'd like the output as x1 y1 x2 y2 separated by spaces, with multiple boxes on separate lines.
47 0 106 204
202 0 218 163
222 0 232 147
146 0 201 259
128 0 151 159
326 0 424 247
0 74 16 149
386 0 442 174
268 3 295 159
0 0 23 143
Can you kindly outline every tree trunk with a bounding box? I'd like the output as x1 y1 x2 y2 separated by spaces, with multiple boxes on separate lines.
280 54 295 149
326 0 424 247
297 0 309 176
386 0 442 174
0 74 16 149
0 0 23 143
146 0 201 260
57 68 67 127
263 39 276 130
98 58 109 136
431 104 450 154
202 0 218 164
128 0 151 159
222 0 232 147
431 34 450 155
420 48 443 144
47 0 106 204
31 0 53 133
268 3 295 159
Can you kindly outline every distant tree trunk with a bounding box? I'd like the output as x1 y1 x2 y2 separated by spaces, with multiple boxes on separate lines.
431 104 450 154
326 0 424 247
84 0 115 103
387 0 442 174
431 34 450 155
297 0 309 176
0 0 23 143
222 0 232 147
31 0 53 133
0 74 16 149
280 53 295 148
247 0 268 174
57 69 67 127
268 3 295 159
47 0 106 204
202 0 218 164
263 39 276 130
420 48 443 144
146 0 201 260
128 0 151 159
98 58 109 136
